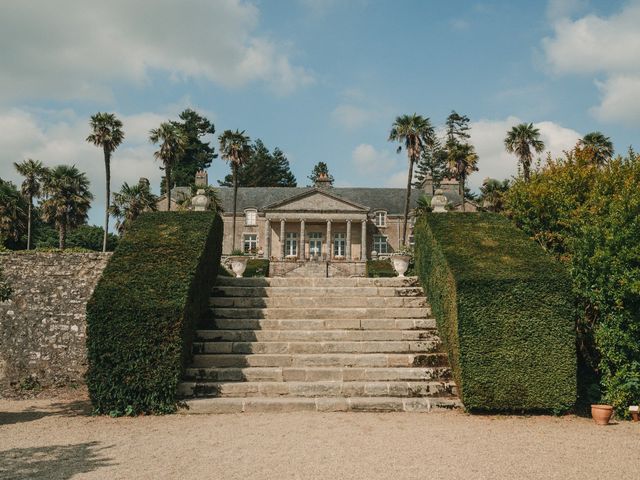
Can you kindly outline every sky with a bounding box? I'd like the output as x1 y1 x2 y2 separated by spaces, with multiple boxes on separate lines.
1 0 638 227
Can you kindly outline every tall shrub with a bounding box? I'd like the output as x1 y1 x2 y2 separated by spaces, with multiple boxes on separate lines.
86 212 222 415
415 213 576 412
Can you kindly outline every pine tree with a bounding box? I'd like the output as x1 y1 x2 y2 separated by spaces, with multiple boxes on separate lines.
412 138 448 194
219 139 296 187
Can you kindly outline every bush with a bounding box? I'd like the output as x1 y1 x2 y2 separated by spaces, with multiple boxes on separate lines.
414 213 576 412
86 211 222 415
506 149 640 415
366 259 397 277
245 259 269 277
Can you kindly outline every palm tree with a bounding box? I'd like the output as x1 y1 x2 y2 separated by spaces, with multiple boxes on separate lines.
149 122 186 211
479 178 510 212
388 114 435 245
448 143 479 212
504 123 545 182
219 130 252 252
0 178 28 245
13 159 47 249
579 131 614 166
86 113 124 252
40 165 93 249
110 178 158 234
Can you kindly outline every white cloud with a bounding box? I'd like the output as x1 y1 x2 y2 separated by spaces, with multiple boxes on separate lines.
591 75 640 123
385 170 410 188
0 0 313 102
351 144 397 171
468 116 581 190
542 1 640 123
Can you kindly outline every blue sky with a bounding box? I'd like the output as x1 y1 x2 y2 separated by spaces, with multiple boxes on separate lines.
1 0 638 226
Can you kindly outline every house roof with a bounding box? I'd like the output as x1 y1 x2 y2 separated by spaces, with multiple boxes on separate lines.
211 187 463 214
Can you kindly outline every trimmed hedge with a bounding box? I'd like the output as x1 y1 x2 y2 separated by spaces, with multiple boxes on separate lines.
86 212 222 415
366 259 397 277
415 213 576 412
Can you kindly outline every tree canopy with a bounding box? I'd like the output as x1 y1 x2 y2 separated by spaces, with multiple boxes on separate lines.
219 139 296 187
166 109 217 191
307 161 334 186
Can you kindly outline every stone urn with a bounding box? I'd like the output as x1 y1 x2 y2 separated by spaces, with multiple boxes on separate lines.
229 256 248 278
591 404 614 425
390 254 411 278
430 189 448 213
629 405 639 422
191 189 210 211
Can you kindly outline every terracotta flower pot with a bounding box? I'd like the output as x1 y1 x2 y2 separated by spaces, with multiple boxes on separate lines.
591 404 614 425
630 406 639 422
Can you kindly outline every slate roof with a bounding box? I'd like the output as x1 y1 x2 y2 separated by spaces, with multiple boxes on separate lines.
210 187 463 215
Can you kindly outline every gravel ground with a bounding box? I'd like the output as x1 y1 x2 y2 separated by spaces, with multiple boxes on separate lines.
1 396 639 480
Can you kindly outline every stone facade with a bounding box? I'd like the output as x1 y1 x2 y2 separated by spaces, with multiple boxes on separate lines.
0 252 110 395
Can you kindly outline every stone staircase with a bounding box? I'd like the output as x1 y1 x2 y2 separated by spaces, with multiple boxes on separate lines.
178 276 460 413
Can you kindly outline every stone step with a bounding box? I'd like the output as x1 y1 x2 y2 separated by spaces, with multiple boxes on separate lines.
183 366 452 382
195 329 439 342
179 396 462 414
212 286 424 298
178 380 457 399
210 296 427 308
215 276 420 288
193 340 440 355
209 318 436 330
191 353 448 368
213 307 431 320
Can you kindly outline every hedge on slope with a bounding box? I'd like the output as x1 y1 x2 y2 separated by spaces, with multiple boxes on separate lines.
414 213 576 412
86 211 223 415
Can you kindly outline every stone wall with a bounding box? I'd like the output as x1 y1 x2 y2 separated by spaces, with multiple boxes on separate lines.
0 252 110 396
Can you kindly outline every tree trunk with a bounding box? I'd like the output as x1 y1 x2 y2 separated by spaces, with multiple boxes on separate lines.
461 174 466 212
402 155 415 247
166 165 172 212
232 163 238 252
59 224 66 250
523 159 530 182
103 148 110 252
27 196 32 250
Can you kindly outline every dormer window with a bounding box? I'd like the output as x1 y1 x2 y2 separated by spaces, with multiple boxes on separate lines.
245 209 257 226
373 210 387 227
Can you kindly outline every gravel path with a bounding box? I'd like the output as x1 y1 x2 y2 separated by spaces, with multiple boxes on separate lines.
1 397 638 480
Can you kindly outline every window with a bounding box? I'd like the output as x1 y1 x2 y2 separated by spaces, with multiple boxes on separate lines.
374 211 387 227
334 233 346 257
309 232 322 257
285 232 298 256
243 234 257 253
373 235 389 254
245 209 257 226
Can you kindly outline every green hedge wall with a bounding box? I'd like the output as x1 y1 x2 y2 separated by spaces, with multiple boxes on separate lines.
415 213 576 412
86 212 223 415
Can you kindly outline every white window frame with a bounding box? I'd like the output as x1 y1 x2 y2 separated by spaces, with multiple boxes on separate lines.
333 232 346 257
373 234 389 254
243 234 257 254
285 232 298 256
244 209 257 226
373 210 387 227
309 232 323 257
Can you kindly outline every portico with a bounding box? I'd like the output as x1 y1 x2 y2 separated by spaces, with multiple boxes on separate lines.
262 189 369 261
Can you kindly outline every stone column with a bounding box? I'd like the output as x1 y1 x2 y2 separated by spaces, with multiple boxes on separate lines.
264 219 271 259
326 220 332 261
346 220 352 260
280 219 286 260
299 219 305 260
361 219 367 260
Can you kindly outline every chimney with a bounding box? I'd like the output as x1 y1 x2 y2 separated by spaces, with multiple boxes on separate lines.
195 170 208 187
315 172 331 189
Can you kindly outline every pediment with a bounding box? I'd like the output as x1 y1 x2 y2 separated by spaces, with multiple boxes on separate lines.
265 189 368 213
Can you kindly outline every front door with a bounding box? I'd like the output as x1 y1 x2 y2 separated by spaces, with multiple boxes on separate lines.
309 232 322 258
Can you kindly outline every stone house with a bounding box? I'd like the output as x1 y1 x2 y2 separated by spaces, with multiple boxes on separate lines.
157 172 466 275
